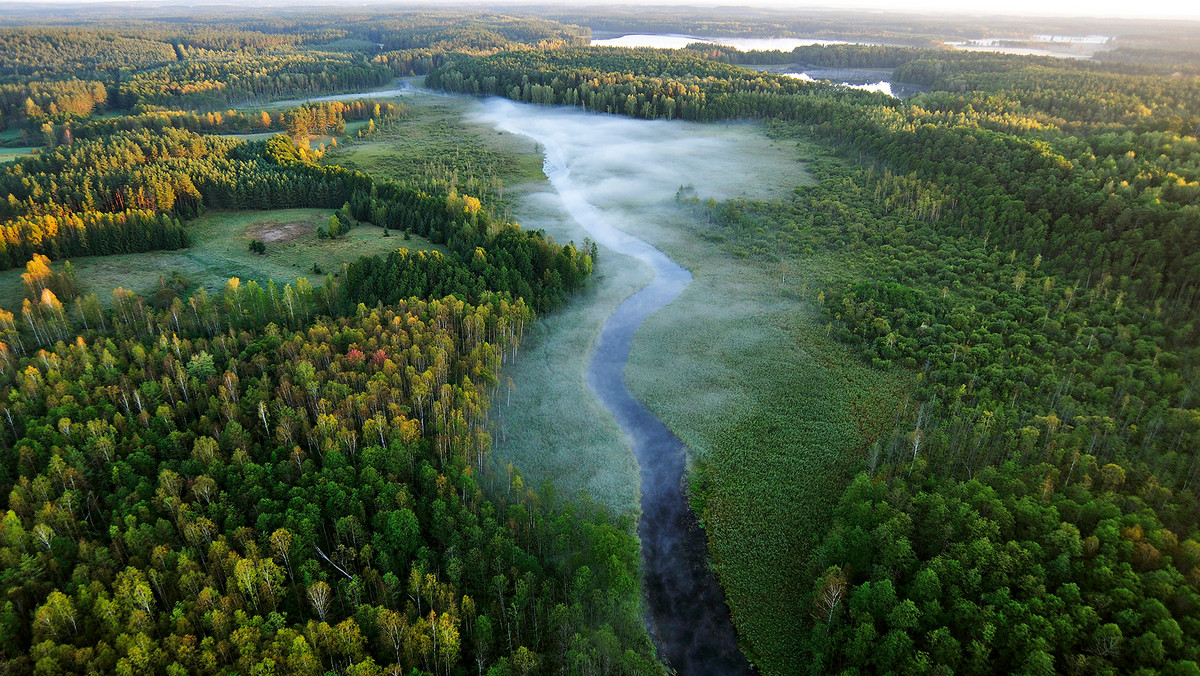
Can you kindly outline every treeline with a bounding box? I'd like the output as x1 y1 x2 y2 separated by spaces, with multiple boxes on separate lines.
276 100 402 138
427 47 882 120
1 124 591 308
432 47 1200 307
364 14 589 52
0 284 658 673
260 134 593 312
0 127 348 220
0 13 586 89
48 99 405 143
343 231 593 314
0 210 190 270
361 15 589 78
1095 47 1200 74
120 55 394 111
685 43 927 69
322 112 516 209
691 151 1200 672
0 27 176 82
705 152 1198 500
547 7 1200 51
895 53 1200 133
0 80 110 130
681 93 1200 676
1 128 251 219
0 14 599 134
443 40 1200 672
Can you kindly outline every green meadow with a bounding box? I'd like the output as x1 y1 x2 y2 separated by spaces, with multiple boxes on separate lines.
0 209 439 310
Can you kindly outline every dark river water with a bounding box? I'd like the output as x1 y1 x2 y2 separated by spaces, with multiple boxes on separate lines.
585 247 751 675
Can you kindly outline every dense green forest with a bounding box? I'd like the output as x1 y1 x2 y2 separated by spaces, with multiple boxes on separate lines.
0 11 655 675
1 281 660 674
2 5 1200 675
427 35 1200 674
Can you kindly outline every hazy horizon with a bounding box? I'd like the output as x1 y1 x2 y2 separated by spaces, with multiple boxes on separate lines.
1 0 1199 22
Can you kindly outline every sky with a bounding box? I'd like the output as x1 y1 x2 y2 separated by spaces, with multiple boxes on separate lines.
5 0 1200 21
510 0 1200 21
734 0 1200 20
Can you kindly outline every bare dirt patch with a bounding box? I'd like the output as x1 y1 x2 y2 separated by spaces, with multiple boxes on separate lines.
247 220 311 242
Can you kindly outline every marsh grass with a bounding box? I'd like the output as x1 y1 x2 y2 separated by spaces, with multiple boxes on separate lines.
0 209 440 310
625 206 912 674
341 97 904 674
489 189 652 514
322 96 544 214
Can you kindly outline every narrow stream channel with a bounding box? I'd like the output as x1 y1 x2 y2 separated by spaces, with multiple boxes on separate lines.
484 100 752 675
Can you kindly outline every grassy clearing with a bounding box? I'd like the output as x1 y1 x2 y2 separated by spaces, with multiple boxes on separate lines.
0 147 34 164
222 121 365 148
0 209 440 310
625 205 912 674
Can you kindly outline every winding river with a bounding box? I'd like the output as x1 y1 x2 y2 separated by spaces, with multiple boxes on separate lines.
481 99 752 674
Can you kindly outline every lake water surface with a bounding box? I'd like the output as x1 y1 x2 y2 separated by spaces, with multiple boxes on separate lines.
592 33 849 50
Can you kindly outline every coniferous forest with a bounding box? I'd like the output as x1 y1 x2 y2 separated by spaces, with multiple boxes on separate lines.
1 5 1199 676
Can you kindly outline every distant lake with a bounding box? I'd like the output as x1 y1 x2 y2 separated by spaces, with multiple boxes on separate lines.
945 35 1110 60
591 34 850 51
782 72 895 97
755 67 926 99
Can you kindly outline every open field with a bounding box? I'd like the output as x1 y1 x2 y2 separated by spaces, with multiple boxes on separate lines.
0 208 439 310
0 147 34 163
0 127 25 145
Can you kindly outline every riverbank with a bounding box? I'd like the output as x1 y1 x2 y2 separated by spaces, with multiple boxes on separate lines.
625 203 912 673
469 98 899 674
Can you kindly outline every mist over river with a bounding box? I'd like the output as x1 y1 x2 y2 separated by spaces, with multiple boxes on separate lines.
472 98 805 673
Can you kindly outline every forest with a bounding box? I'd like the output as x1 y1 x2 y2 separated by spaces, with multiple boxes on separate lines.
0 10 650 676
1 4 1199 676
427 27 1200 675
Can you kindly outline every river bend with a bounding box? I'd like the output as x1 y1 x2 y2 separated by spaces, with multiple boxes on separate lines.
484 100 751 675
